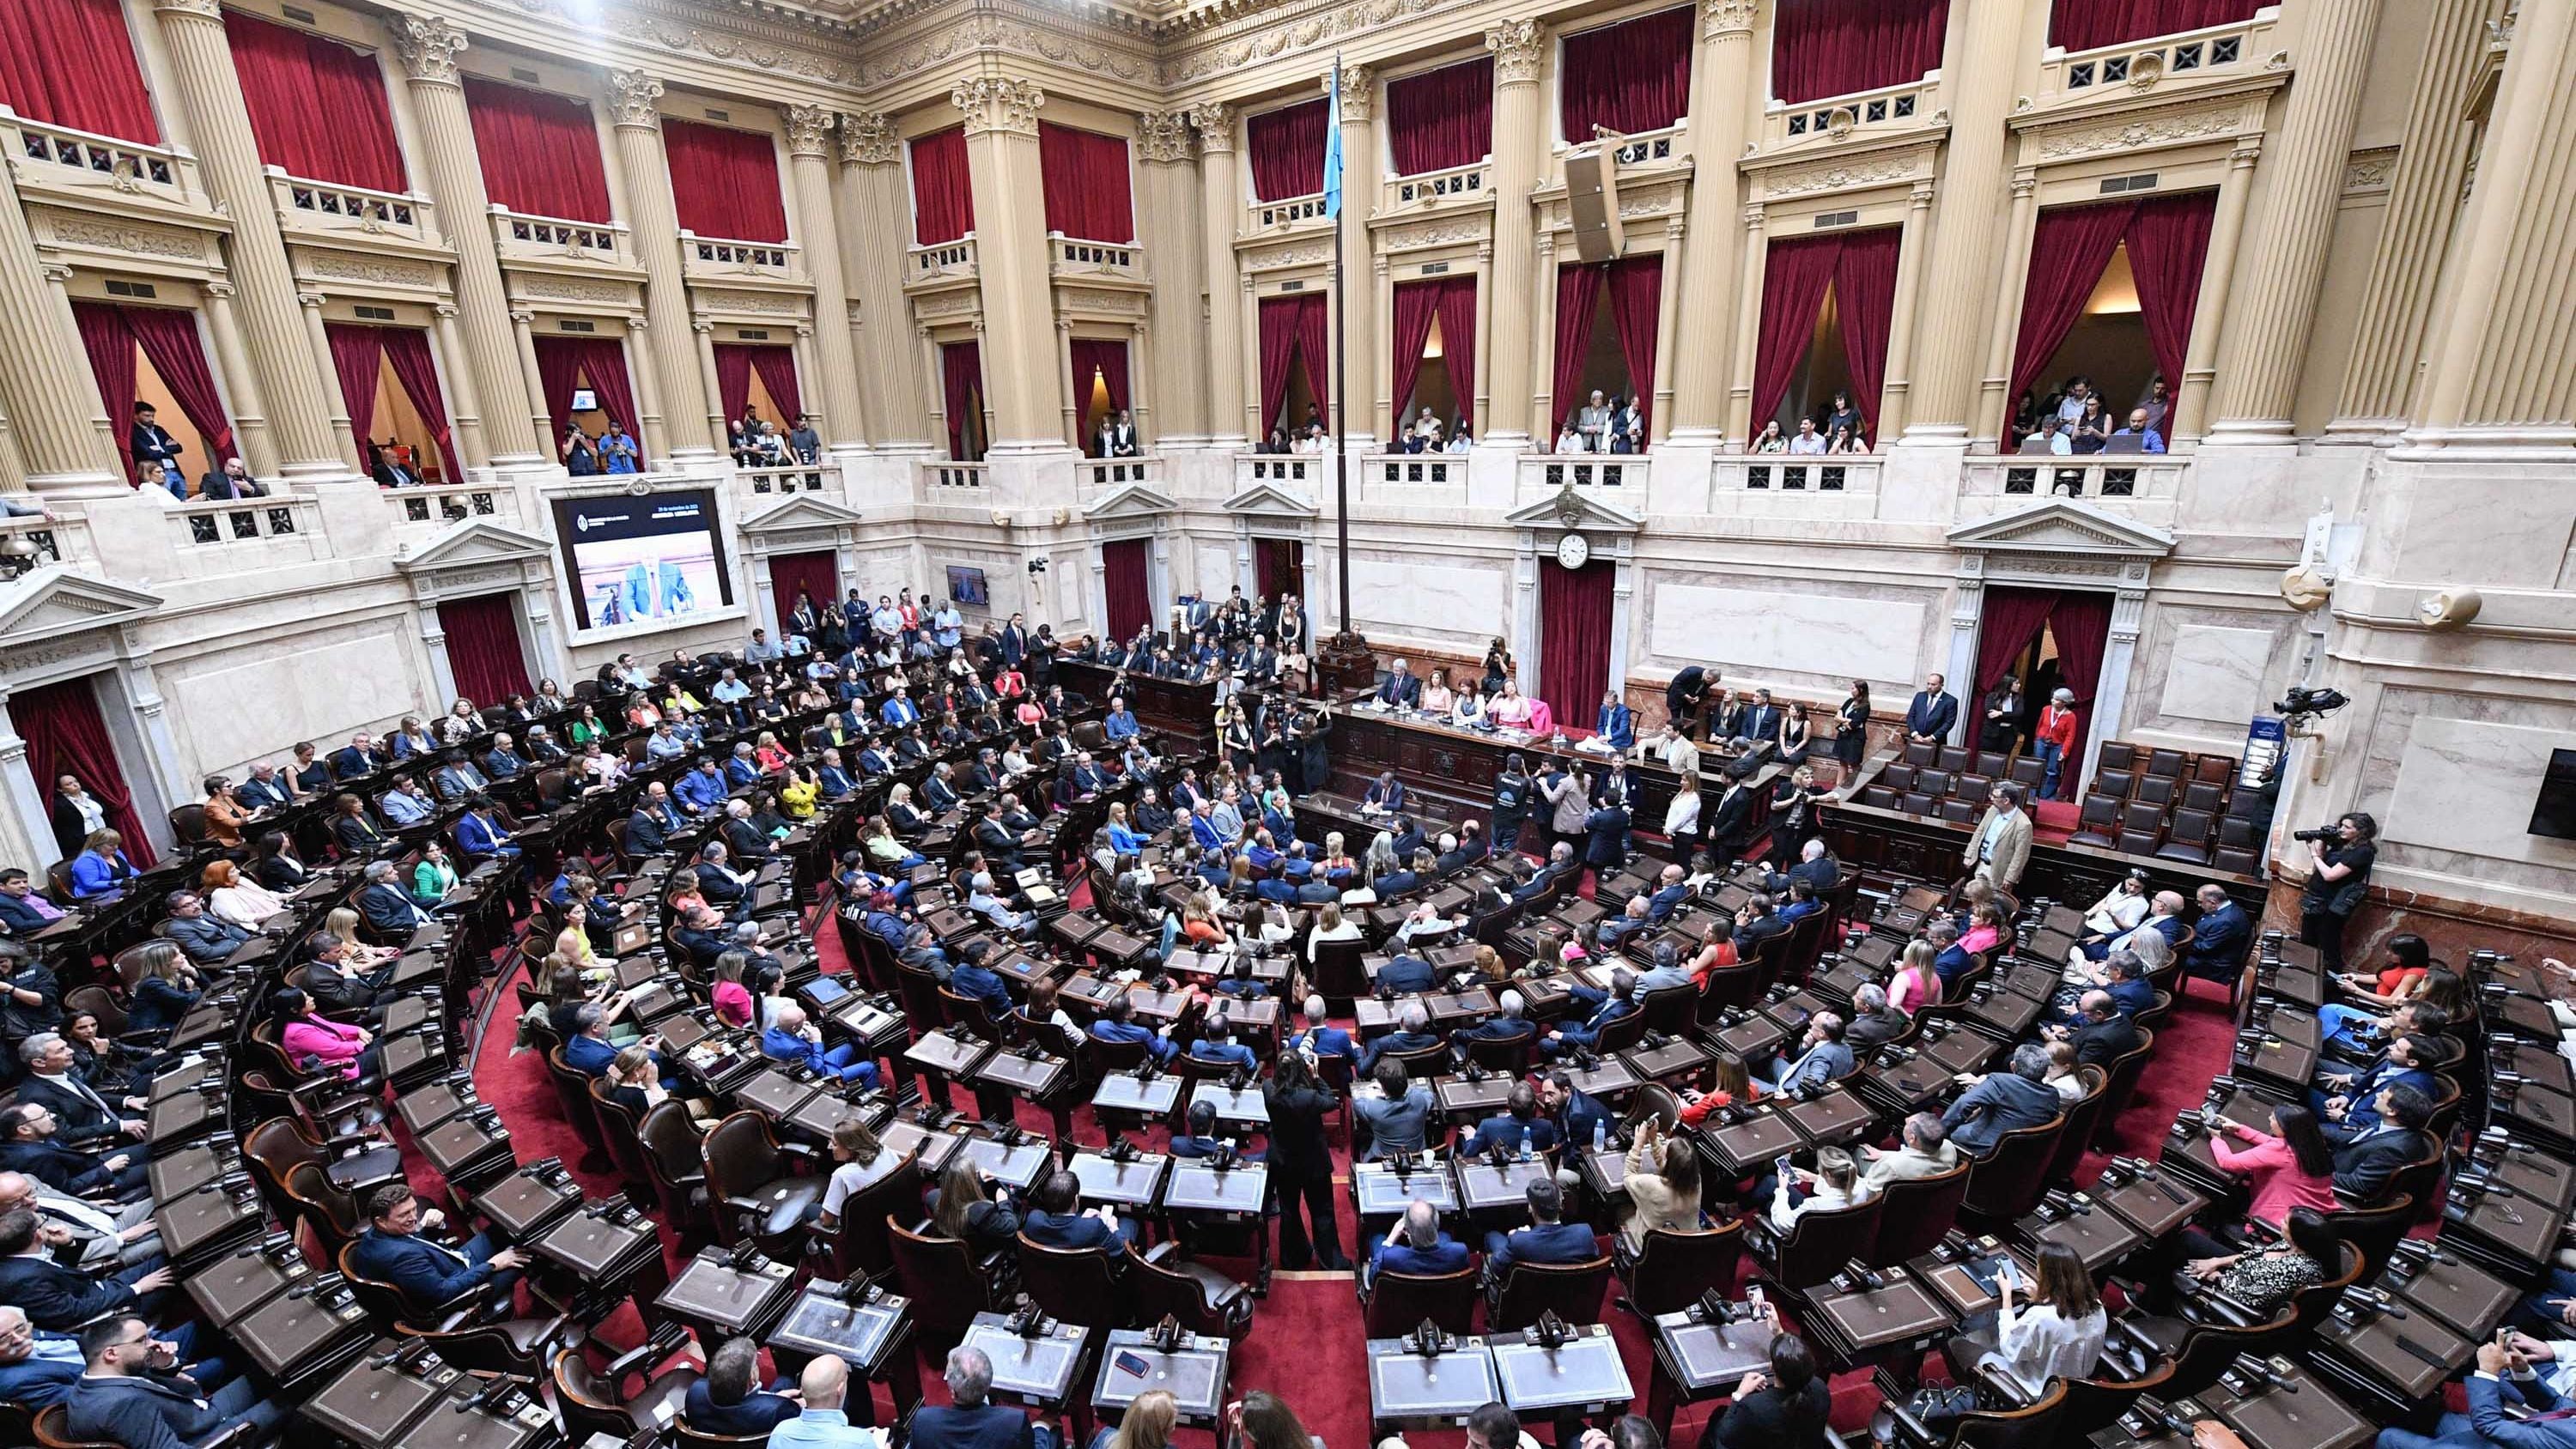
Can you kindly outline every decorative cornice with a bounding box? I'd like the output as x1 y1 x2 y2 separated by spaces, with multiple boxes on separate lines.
606 70 665 130
390 15 469 86
951 76 1046 137
1703 0 1757 38
783 102 835 157
838 111 900 166
1486 19 1546 86
1188 101 1235 153
1335 62 1373 124
1137 110 1195 163
150 0 222 21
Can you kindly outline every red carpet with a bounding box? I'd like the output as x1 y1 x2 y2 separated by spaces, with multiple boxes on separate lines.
453 910 2247 1447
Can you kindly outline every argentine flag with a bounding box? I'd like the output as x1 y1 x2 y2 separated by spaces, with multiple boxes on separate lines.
1321 61 1344 220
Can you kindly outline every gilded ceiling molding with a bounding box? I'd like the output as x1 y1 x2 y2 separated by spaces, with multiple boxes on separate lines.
1161 0 1450 84
390 15 470 85
951 76 1047 136
839 111 902 165
857 7 1152 88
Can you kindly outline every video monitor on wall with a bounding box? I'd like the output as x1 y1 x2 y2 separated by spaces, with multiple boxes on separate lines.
945 565 990 609
552 488 735 632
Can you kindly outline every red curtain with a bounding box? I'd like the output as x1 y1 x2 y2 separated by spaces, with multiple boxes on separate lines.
325 323 459 482
1038 123 1135 243
940 341 984 460
462 76 611 223
661 117 788 244
15 675 154 867
223 10 405 192
75 301 236 480
1749 235 1842 434
1561 7 1695 139
768 550 840 629
711 343 802 427
2044 591 2114 789
910 127 974 245
1604 256 1662 434
1437 280 1479 433
380 329 459 481
1538 559 1614 727
436 593 532 706
1255 539 1297 600
1388 57 1492 175
326 323 381 458
712 344 754 426
1771 0 1953 106
1247 99 1327 201
2123 192 2217 426
1552 264 1602 435
0 0 157 142
1069 338 1132 416
1975 586 2060 695
1388 279 1443 425
2050 0 2263 52
1258 294 1327 432
1832 228 1901 444
532 334 641 462
1103 538 1152 642
2005 200 2138 428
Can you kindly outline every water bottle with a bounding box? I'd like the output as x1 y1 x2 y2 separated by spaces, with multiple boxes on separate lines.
1592 1118 1607 1153
1517 1132 1532 1164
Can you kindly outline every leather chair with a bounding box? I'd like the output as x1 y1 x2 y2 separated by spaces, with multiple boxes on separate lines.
1385 1040 1453 1080
1313 937 1370 1012
702 1111 822 1256
2144 1300 2301 1397
1615 1222 1744 1319
1962 1116 2066 1222
675 1427 772 1449
282 1160 368 1257
1637 984 1698 1037
1592 1006 1650 1058
588 1077 659 1186
890 1219 1003 1352
1747 1194 1882 1294
1698 964 1763 1022
1866 1160 1973 1266
1880 1377 2069 1449
1018 1234 1129 1329
2090 1029 2157 1149
2324 1193 2415 1280
1490 1253 1613 1331
36 1404 260 1449
1127 1241 1254 1340
2045 1070 2111 1185
339 1240 574 1378
637 1100 714 1238
1465 1027 1536 1076
2066 796 2120 850
242 1115 403 1222
814 1157 924 1282
2060 1352 2178 1436
544 1044 612 1173
1360 1264 1480 1336
247 1018 391 1143
551 1331 702 1444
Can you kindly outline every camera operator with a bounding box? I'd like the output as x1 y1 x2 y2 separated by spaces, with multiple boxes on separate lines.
2297 812 2377 972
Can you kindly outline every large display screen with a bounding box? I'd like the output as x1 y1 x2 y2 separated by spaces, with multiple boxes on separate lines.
552 488 735 632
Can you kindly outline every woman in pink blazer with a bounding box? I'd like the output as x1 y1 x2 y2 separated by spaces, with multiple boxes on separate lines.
2208 1102 2340 1228
275 986 378 1081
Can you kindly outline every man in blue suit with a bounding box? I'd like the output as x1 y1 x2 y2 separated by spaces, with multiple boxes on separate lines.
0 1209 173 1330
1465 1083 1560 1158
1287 997 1357 1070
909 1347 1038 1449
1020 1170 1140 1251
2317 1034 2440 1143
1643 864 1692 924
1452 992 1537 1056
946 943 1015 1020
1595 692 1636 751
1483 1178 1596 1284
1374 662 1422 709
1905 674 1959 744
1541 968 1638 1057
1089 996 1176 1064
1363 1200 1470 1294
626 783 687 854
2377 1340 2576 1449
761 1004 878 1087
453 797 518 863
674 758 730 815
2182 883 2254 985
347 1185 526 1314
1186 1013 1259 1072
65 1313 289 1449
0 1305 88 1407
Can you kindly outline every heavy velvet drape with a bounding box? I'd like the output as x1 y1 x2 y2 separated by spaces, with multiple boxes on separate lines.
1388 279 1443 425
767 550 841 633
1103 538 1152 642
1387 57 1492 174
75 301 235 479
2007 193 2215 433
909 127 974 245
940 341 985 460
2044 590 2113 788
1829 227 1901 444
15 675 154 866
532 334 641 461
1038 123 1135 243
1258 294 1327 431
0 0 158 142
1771 0 1952 106
1247 99 1327 200
1749 236 1839 433
1551 264 1602 436
223 10 406 192
1436 280 1479 433
436 594 532 705
1975 586 2062 695
1560 7 1694 140
1255 539 1298 601
660 117 788 243
1069 338 1132 416
461 76 611 223
2050 0 2263 52
712 344 802 427
1538 559 1614 729
325 323 459 481
1603 255 1662 434
2122 193 2217 415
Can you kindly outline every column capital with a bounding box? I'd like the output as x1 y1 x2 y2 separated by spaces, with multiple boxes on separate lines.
38 262 74 285
296 291 327 309
951 77 1045 137
1487 20 1547 86
200 280 234 300
151 0 224 22
1741 203 1766 230
1137 111 1195 164
1703 0 1758 37
1187 101 1234 152
838 111 900 166
434 301 459 318
2008 170 2038 198
1335 64 1374 123
690 318 714 334
2229 138 2264 167
1909 179 1936 206
783 103 835 158
508 306 533 324
390 15 469 86
605 70 665 130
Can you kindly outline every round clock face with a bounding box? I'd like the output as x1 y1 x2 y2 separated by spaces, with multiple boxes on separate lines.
1555 532 1591 570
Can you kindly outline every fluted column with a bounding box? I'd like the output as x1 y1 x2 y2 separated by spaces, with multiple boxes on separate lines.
1972 172 2041 444
151 0 345 479
2204 0 2383 441
1669 0 1759 442
2172 142 2259 443
605 70 714 460
1188 104 1246 446
1897 0 2023 443
624 313 671 458
952 77 1060 451
507 309 552 451
429 302 488 469
780 105 868 451
691 320 725 443
1874 181 1937 440
390 16 539 465
1333 64 1378 447
1136 111 1205 444
198 281 274 477
0 163 121 494
836 112 930 450
1483 19 1546 447
1724 207 1766 442
298 291 362 471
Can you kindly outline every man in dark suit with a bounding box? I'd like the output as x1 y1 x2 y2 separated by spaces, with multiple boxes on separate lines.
346 1185 527 1314
0 1103 146 1200
1765 839 1840 896
911 1347 1036 1449
356 861 432 939
1732 894 1793 956
129 404 185 480
1905 673 1959 744
1451 992 1536 1054
1643 864 1692 924
2048 991 2141 1068
66 1312 289 1449
231 764 294 813
326 734 378 779
0 1210 175 1330
626 783 686 855
161 892 248 965
1704 777 1760 862
0 869 69 936
1465 1083 1561 1157
2182 883 2254 985
2316 1038 2440 1143
1941 1044 2063 1156
1375 950 1437 995
1374 659 1423 708
1020 1170 1139 1250
1359 1004 1443 1075
1482 1178 1596 1284
2331 1084 2432 1203
1362 1199 1470 1294
15 1035 142 1146
1665 664 1716 738
682 1337 809 1437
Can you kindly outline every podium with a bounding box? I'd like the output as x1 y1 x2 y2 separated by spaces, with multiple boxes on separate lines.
1367 1336 1498 1434
1092 1328 1230 1426
1492 1322 1634 1417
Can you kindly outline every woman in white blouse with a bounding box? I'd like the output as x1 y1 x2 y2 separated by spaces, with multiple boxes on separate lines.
1307 901 1364 961
2081 876 2152 940
1943 1241 2107 1397
1664 767 1704 857
201 858 288 929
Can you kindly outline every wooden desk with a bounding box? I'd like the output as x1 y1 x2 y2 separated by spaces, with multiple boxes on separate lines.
1059 660 1218 745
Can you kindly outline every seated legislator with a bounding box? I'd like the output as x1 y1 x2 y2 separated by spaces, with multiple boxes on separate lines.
1941 1044 2063 1157
685 1336 809 1437
1482 1177 1596 1281
1364 1200 1470 1294
348 1185 529 1315
762 1003 879 1088
65 1313 289 1449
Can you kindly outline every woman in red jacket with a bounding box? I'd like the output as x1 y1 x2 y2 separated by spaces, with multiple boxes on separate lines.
2035 688 2080 801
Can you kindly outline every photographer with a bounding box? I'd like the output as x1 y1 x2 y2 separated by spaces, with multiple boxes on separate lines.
2298 813 2377 972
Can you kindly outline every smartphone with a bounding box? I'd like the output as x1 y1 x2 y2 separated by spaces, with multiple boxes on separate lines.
1115 1350 1154 1379
1746 1285 1765 1307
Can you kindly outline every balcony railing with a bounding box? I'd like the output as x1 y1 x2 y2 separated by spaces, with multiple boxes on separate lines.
1600 124 1686 170
1965 455 2186 503
269 169 437 247
906 237 977 288
738 463 835 497
1763 74 1941 149
0 509 94 568
3 110 199 209
386 482 519 545
2038 9 2280 104
1048 236 1144 283
1729 458 1875 493
1251 192 1329 233
1369 455 1464 486
492 209 635 270
1074 456 1161 494
1236 454 1320 489
1525 454 1639 489
1389 161 1489 210
918 461 989 494
682 232 800 284
165 494 323 573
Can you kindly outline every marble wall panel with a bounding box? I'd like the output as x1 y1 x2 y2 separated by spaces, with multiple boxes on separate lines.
1352 557 1509 646
2385 714 2576 868
2160 624 2277 725
164 622 422 776
1645 581 1928 688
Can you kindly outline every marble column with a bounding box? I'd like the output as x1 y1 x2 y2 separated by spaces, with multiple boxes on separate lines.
1874 181 1936 440
2075 584 2149 799
507 309 553 453
151 0 346 480
1971 173 2042 446
1528 232 1559 443
1136 112 1205 445
836 112 931 451
691 321 726 446
1188 104 1247 446
419 617 458 703
389 15 541 465
2204 0 2382 441
1896 0 2022 444
1651 221 1684 440
1511 532 1541 694
0 398 29 496
1724 207 1767 443
1483 20 1546 448
197 281 276 478
428 303 488 470
624 315 671 462
299 292 361 472
2173 142 2259 444
1607 540 1636 694
1333 64 1378 449
0 161 121 494
1668 0 1758 444
952 77 1060 452
781 105 868 452
605 70 714 460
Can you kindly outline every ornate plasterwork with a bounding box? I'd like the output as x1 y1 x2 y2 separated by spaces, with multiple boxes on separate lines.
1057 287 1147 316
839 111 900 165
42 214 205 262
391 15 469 84
694 288 805 317
513 274 635 306
2023 102 2247 162
301 251 442 290
951 77 1046 136
914 289 981 319
1136 111 1195 163
2342 146 2399 197
1187 101 1234 151
1378 213 1491 252
606 70 665 129
784 104 835 158
0 567 162 651
1486 19 1546 85
1163 0 1448 83
1702 0 1757 38
393 520 551 575
1946 500 2176 559
860 10 1150 88
1335 63 1373 122
1244 239 1332 271
1759 150 1920 200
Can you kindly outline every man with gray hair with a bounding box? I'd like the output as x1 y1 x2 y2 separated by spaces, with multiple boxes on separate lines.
1962 782 2032 891
14 1034 141 1144
355 858 431 938
1941 1042 2063 1156
0 1168 160 1267
906 1344 1037 1449
965 871 1032 936
1362 1197 1468 1294
161 890 250 964
1287 995 1356 1069
1541 967 1637 1057
1361 1003 1442 1074
1860 1113 1959 1191
1846 983 1911 1047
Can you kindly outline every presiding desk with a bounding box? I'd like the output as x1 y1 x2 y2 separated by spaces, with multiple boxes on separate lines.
1060 659 1219 746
